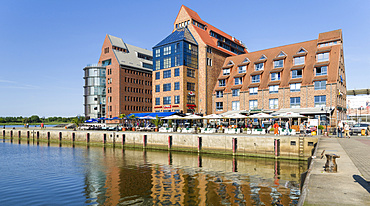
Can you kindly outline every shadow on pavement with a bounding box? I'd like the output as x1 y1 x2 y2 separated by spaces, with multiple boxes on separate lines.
353 175 370 193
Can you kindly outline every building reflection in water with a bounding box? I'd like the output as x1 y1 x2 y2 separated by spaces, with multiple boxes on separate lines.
95 147 304 205
15 140 303 205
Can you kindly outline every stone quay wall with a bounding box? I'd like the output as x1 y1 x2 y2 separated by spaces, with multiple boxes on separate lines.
1 129 317 160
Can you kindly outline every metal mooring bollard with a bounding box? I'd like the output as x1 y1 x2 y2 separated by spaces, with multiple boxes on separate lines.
325 153 340 172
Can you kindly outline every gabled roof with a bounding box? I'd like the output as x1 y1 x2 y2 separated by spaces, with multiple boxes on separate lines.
108 34 127 50
106 36 152 71
153 27 197 48
178 5 247 55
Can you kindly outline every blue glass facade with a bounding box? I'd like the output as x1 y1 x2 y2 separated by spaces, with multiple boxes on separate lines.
153 27 198 71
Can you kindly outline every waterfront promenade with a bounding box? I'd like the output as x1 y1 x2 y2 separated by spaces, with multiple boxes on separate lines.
302 136 370 205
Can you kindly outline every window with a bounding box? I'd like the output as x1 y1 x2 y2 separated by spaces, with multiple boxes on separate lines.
277 51 286 57
317 52 329 62
187 82 195 91
232 101 240 111
104 47 109 54
155 85 160 92
274 60 284 68
271 72 280 81
290 97 301 108
163 96 171 105
142 63 152 69
187 69 195 78
174 95 180 104
163 46 171 55
219 79 226 87
251 75 260 83
174 43 180 53
269 85 278 94
249 100 258 110
238 66 246 73
269 99 278 109
290 83 301 92
187 95 195 104
232 89 240 97
255 63 264 71
314 95 326 107
207 58 212 66
216 91 223 98
315 81 326 90
163 70 171 78
223 68 230 75
294 56 305 65
207 47 212 53
163 83 171 91
155 72 160 80
216 102 223 111
102 59 111 66
249 87 258 95
174 82 180 90
316 66 327 76
292 69 302 78
174 68 180 77
155 49 160 57
155 98 160 105
163 57 171 69
259 55 266 60
235 77 242 85
174 55 180 66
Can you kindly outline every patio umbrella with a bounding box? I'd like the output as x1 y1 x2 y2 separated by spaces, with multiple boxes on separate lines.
112 117 121 120
248 113 274 119
275 112 306 118
180 114 203 119
162 115 183 120
224 113 248 119
202 114 223 119
139 115 156 119
85 118 98 123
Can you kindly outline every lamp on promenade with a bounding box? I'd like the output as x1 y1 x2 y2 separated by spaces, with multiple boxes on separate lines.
321 107 329 135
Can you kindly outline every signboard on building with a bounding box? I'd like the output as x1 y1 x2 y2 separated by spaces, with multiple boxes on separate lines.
163 105 172 109
308 119 319 127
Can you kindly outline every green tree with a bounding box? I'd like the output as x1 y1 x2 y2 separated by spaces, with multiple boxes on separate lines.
71 116 85 127
29 115 41 123
151 115 162 129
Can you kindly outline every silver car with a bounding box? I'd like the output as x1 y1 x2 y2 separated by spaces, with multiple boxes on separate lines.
350 123 370 135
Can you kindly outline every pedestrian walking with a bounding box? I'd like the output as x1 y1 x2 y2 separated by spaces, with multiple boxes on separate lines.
337 121 343 138
344 123 350 138
285 121 290 135
273 122 279 136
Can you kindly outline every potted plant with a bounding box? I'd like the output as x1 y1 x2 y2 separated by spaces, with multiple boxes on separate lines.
119 113 126 131
318 125 325 135
151 115 162 132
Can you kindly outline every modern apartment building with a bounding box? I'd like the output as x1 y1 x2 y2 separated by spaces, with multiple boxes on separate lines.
83 64 106 119
97 34 153 121
212 30 346 126
152 5 247 114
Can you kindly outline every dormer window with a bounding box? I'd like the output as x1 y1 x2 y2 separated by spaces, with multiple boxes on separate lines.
315 66 327 76
259 55 267 60
255 63 264 71
274 59 284 68
223 68 230 75
238 66 246 73
297 48 307 53
227 60 234 65
242 58 250 64
294 56 305 65
317 52 329 62
234 77 242 85
277 51 286 57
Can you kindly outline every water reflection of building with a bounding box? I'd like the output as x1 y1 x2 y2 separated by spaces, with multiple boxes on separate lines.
83 147 305 205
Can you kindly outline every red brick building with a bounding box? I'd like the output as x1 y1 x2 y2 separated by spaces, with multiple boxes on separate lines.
212 30 346 126
98 34 153 121
152 5 247 114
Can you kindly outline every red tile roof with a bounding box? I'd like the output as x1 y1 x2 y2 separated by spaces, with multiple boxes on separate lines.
180 5 247 56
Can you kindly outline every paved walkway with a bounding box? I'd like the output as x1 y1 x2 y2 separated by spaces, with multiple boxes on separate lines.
303 136 370 206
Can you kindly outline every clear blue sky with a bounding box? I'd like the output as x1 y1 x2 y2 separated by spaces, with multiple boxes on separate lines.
1 0 369 117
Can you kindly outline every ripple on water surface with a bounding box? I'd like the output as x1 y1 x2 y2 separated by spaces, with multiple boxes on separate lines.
0 140 302 205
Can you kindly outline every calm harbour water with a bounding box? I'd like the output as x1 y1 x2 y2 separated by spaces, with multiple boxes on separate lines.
0 138 304 205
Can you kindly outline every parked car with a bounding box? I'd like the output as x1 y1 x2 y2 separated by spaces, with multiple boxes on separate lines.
350 123 370 135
